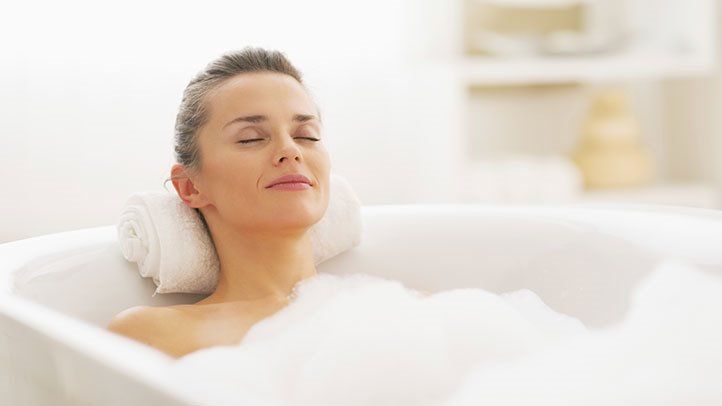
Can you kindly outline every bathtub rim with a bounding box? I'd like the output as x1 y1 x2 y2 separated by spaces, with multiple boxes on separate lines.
0 289 200 403
4 202 722 295
2 202 722 403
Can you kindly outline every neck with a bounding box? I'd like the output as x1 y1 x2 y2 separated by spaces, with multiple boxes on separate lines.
198 223 317 305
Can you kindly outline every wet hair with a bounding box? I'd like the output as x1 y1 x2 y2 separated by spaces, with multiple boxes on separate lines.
163 46 320 228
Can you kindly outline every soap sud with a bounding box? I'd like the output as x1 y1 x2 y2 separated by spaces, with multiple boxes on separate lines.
447 259 722 406
167 259 722 405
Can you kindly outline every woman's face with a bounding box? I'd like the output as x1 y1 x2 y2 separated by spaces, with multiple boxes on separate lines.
193 71 330 233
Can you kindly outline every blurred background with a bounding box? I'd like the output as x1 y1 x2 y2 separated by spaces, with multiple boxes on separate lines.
2 0 721 243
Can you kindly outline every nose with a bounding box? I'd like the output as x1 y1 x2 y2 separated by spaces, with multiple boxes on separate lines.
273 133 302 166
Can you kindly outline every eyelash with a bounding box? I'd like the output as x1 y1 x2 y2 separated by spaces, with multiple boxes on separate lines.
237 137 320 144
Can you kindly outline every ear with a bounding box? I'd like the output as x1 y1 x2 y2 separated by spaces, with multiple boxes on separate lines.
170 164 211 209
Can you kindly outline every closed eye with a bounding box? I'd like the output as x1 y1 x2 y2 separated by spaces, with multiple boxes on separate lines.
237 138 264 144
237 137 320 144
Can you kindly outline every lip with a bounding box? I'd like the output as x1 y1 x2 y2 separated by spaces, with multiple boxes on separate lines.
268 182 311 191
265 173 312 188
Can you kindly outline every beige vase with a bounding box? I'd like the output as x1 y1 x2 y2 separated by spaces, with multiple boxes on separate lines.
571 88 655 189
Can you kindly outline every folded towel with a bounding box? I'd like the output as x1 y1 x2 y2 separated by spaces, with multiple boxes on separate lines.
117 173 363 296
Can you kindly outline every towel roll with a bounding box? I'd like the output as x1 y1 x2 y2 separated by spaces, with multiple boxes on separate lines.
117 173 362 296
117 191 220 296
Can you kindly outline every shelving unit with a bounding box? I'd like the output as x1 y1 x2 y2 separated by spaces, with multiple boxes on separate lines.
453 0 720 208
458 51 714 86
576 182 721 209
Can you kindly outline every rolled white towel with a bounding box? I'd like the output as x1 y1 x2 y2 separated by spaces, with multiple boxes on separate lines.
116 192 220 296
117 173 363 296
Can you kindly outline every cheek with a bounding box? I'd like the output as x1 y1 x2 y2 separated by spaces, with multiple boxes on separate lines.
311 146 331 173
313 151 332 206
207 152 261 201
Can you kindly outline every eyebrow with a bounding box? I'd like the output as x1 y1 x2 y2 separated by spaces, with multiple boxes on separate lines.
222 114 318 130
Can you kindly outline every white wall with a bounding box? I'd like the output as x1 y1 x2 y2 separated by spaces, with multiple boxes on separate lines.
3 0 720 244
0 0 463 243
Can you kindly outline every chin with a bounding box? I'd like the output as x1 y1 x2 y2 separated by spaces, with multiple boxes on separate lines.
273 207 324 228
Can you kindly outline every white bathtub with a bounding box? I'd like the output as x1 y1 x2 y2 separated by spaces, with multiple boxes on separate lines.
2 203 722 405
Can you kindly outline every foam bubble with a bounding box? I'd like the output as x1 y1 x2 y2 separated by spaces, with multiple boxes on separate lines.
446 259 722 406
168 260 722 405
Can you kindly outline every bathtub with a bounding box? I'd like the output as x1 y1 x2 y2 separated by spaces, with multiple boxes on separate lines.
1 203 722 405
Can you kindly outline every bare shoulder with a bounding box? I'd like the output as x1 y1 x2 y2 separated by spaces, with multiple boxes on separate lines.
107 301 285 358
108 305 161 331
107 305 191 357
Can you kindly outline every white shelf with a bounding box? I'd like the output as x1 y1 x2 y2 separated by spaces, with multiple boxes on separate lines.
446 0 720 207
575 182 720 209
458 51 715 86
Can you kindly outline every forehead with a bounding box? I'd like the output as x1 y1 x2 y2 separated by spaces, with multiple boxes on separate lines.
205 72 313 122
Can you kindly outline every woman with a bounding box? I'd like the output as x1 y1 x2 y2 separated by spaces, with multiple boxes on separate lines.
108 47 331 358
